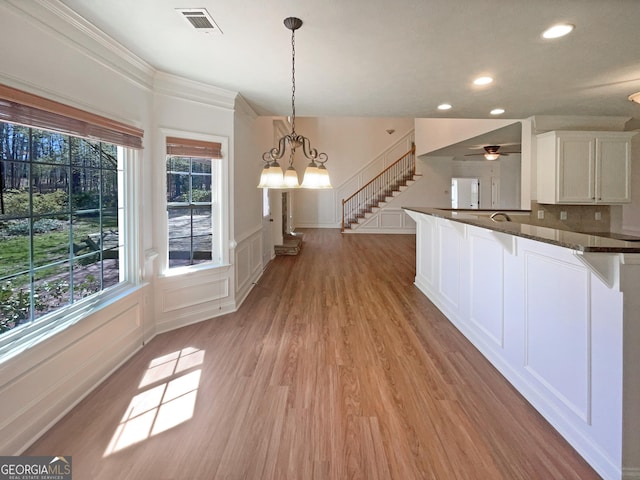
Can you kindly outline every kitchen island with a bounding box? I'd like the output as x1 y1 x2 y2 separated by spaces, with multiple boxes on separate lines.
403 206 640 480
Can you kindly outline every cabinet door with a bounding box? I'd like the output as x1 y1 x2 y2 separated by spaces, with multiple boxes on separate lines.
596 137 631 203
557 136 595 203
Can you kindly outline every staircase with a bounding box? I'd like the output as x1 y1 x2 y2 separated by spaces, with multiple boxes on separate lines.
342 145 419 232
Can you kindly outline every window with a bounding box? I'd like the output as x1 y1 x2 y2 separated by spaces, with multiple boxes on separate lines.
166 137 222 269
0 123 124 336
0 84 142 350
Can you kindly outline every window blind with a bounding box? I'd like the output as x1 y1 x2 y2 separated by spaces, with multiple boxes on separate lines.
166 136 222 158
0 84 143 149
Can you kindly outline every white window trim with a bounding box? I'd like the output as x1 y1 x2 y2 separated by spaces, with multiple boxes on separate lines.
158 129 230 276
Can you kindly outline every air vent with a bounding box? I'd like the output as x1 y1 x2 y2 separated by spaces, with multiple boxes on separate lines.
176 8 222 34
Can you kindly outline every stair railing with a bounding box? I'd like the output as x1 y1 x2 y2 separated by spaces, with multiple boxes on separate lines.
341 144 416 232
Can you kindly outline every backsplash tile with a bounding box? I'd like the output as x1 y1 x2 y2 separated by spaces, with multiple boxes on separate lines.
527 201 617 233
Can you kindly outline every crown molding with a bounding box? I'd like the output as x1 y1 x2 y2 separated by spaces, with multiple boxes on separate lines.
234 95 259 121
5 0 155 91
154 71 237 111
532 115 632 133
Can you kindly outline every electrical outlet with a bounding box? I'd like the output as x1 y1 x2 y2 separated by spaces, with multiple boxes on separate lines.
560 211 567 220
537 210 545 220
595 211 602 221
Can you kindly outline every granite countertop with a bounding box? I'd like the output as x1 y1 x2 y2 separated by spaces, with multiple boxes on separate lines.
402 206 640 253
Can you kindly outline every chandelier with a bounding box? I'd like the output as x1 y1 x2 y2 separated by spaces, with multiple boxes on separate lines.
258 17 332 189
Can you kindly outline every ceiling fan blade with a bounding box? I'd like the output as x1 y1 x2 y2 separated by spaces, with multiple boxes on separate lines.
464 152 510 156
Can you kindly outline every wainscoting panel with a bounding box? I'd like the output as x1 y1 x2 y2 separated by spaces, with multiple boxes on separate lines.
438 220 463 310
162 278 229 313
523 252 591 423
468 231 505 348
235 229 263 306
417 216 435 288
0 288 147 455
353 209 417 234
155 266 234 333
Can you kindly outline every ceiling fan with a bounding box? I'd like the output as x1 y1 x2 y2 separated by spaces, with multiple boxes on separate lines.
464 145 521 161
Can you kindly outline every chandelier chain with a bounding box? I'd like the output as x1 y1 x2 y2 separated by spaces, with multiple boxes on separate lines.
290 26 296 134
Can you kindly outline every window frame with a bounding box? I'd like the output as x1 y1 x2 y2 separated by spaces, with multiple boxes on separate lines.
0 84 143 361
160 130 229 276
0 145 141 363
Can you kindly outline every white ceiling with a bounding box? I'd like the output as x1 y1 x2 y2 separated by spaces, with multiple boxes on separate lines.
58 0 640 121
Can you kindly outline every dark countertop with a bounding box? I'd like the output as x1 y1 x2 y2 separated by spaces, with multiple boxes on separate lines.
402 206 640 253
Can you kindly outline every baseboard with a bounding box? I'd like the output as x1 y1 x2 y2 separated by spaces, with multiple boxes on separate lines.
155 300 236 335
11 337 145 455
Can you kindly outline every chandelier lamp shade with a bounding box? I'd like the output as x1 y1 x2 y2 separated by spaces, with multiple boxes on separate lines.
258 17 332 189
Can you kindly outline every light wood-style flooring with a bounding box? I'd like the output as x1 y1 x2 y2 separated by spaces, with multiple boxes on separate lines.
26 229 601 479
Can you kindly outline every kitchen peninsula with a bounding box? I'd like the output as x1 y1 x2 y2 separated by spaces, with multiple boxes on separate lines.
403 206 640 480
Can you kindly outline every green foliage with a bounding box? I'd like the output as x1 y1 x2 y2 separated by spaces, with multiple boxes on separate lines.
0 279 72 334
72 191 99 210
191 189 212 202
1 189 69 217
75 274 98 298
0 281 31 333
33 190 68 214
1 218 65 236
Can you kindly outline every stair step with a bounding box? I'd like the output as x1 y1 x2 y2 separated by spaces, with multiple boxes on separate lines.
343 166 423 232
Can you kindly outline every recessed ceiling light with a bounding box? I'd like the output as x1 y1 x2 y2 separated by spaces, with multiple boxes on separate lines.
490 108 505 115
437 103 452 110
473 76 494 86
629 92 640 104
542 23 574 39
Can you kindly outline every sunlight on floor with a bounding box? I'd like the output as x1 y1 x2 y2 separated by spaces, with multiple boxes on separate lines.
103 348 204 456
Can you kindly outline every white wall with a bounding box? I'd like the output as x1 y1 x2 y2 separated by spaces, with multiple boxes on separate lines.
414 118 520 157
0 0 155 455
411 156 453 208
621 133 640 234
151 73 237 334
499 154 522 209
450 156 521 210
0 0 250 455
288 116 415 228
233 98 269 304
415 118 528 210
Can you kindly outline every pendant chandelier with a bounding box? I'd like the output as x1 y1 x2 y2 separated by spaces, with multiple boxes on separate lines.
258 17 332 189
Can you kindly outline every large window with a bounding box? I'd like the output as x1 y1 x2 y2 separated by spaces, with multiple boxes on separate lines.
166 137 222 269
0 123 124 336
0 84 142 350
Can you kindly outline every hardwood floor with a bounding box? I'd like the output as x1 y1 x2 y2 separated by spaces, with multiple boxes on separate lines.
26 229 601 479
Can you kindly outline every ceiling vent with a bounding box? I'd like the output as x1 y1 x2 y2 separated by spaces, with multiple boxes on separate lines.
176 8 222 34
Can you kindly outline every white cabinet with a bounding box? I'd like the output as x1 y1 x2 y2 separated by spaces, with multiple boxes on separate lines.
537 131 635 204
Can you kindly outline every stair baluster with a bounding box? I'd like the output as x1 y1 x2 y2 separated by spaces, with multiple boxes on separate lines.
341 145 417 232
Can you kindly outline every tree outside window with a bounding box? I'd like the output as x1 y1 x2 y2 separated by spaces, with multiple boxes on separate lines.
0 122 124 335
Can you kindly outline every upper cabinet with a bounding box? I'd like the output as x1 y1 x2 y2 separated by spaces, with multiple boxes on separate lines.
536 130 636 204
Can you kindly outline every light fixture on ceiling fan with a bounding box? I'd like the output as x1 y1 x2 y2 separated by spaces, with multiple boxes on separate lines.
464 145 520 161
258 17 332 189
